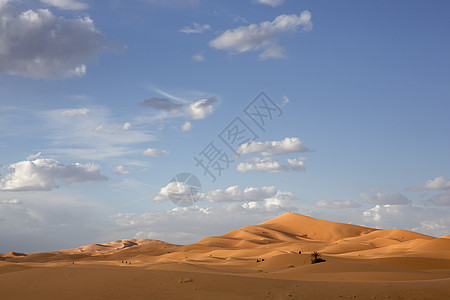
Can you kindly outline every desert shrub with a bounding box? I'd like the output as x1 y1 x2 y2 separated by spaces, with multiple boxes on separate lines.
310 251 326 264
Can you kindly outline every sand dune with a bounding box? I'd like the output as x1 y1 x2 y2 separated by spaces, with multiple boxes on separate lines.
1 212 449 299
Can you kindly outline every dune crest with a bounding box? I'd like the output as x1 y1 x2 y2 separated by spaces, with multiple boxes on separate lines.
1 212 449 299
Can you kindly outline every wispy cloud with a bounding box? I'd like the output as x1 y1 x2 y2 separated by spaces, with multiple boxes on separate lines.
192 53 205 62
40 106 156 160
180 23 210 34
316 200 361 209
254 0 284 7
210 11 312 59
60 108 90 117
40 0 89 10
143 148 168 157
139 98 184 113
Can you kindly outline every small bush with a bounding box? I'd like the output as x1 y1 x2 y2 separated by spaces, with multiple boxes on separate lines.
310 251 326 264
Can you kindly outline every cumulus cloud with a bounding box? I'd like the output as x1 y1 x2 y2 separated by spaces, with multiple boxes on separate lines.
360 192 411 205
255 0 284 7
237 137 309 156
363 205 399 223
40 0 88 10
143 148 168 157
427 191 450 207
180 23 210 34
236 156 306 173
0 3 105 78
0 157 107 191
410 176 450 191
209 11 312 59
361 204 450 236
187 97 218 120
113 193 299 245
316 200 361 209
286 157 306 171
181 121 193 131
204 185 294 203
114 165 130 176
153 184 295 206
153 181 195 203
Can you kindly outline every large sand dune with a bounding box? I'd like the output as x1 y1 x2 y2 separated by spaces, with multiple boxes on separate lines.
1 212 449 299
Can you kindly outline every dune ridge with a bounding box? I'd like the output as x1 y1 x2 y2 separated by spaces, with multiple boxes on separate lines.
1 212 449 299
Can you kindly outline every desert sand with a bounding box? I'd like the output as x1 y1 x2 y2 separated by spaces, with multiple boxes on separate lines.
1 212 449 299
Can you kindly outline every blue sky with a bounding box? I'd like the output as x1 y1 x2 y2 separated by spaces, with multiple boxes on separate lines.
1 0 449 252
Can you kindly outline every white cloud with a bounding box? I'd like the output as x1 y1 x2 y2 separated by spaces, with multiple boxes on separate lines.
411 176 450 190
316 200 361 209
60 108 89 117
40 0 88 10
0 157 107 192
122 122 131 130
192 53 205 62
111 199 298 245
362 204 450 237
287 156 306 171
186 97 218 120
0 3 104 78
26 152 43 161
209 11 312 59
153 181 193 203
114 165 130 176
181 121 193 131
153 184 295 206
236 156 306 173
68 64 87 77
237 137 309 156
143 148 168 157
427 191 450 207
180 23 210 34
255 0 284 7
363 205 397 223
360 192 411 205
204 185 294 203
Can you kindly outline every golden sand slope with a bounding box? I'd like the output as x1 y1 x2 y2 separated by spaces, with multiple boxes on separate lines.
1 213 449 299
